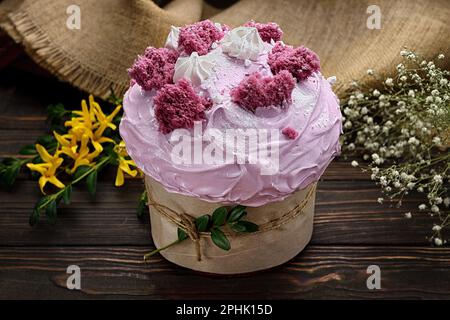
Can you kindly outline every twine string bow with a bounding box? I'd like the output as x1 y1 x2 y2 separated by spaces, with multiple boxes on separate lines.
147 192 202 261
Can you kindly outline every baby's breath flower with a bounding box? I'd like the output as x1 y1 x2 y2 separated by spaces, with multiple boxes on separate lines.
342 49 450 244
404 212 412 219
434 238 443 246
351 160 359 167
433 175 443 184
385 78 394 86
431 89 439 96
444 197 450 207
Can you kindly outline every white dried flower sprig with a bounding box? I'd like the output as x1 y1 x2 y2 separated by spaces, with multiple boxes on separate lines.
341 49 450 246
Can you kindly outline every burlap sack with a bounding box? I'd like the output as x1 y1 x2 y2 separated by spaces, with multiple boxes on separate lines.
145 175 317 274
1 0 449 98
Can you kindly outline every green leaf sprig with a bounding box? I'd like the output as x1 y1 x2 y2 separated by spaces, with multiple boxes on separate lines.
143 205 259 261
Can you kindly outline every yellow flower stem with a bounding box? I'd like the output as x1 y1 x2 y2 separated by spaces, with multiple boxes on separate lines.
35 156 111 212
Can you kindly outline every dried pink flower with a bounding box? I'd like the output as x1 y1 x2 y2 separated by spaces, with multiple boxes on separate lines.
154 79 212 134
128 47 179 91
268 42 320 81
230 70 295 112
243 21 283 43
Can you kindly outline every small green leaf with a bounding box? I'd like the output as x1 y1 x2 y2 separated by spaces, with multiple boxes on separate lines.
227 205 246 222
212 207 228 226
29 209 40 226
0 159 21 189
45 200 57 225
178 228 188 241
47 103 68 123
231 221 259 233
19 144 38 155
35 195 51 210
73 165 91 180
137 191 148 218
210 227 230 251
195 214 210 232
62 185 72 205
37 135 57 149
86 170 97 196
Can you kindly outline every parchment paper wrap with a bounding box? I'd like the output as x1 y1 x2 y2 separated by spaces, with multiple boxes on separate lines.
145 175 317 274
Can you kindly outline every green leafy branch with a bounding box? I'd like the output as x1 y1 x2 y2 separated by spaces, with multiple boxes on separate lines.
143 205 258 260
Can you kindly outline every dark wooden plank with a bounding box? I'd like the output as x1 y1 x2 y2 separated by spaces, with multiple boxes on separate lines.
0 245 449 299
0 180 437 246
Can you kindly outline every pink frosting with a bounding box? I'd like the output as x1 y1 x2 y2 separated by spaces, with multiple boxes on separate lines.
120 37 342 207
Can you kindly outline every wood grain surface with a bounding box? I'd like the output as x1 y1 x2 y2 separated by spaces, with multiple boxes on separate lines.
0 66 448 299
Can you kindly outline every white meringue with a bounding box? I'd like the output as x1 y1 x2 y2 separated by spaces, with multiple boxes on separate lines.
327 76 337 85
220 26 265 61
173 52 215 86
164 26 180 50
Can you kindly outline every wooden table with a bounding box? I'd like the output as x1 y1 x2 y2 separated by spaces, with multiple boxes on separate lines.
1 62 449 300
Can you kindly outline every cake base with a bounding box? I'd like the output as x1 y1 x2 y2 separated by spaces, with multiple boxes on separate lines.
145 176 316 275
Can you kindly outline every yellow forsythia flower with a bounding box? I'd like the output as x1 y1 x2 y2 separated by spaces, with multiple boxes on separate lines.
54 132 102 173
26 144 65 194
114 141 138 187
